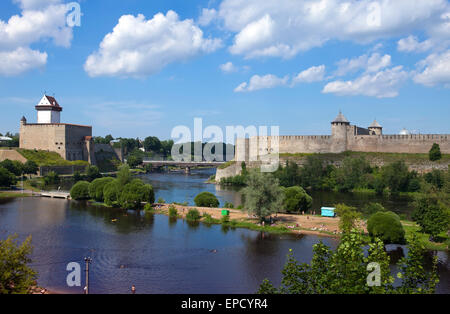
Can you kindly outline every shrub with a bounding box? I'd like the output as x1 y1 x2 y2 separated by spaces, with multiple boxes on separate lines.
144 203 154 212
412 195 450 240
70 181 90 200
186 209 201 222
43 171 59 186
282 186 312 213
0 167 17 187
89 177 115 202
335 204 361 233
194 192 219 208
157 197 166 204
367 211 405 244
85 165 101 182
429 143 442 161
202 213 215 224
0 159 23 176
73 171 83 182
223 201 234 209
119 179 155 209
220 215 230 224
362 202 386 218
103 180 121 206
168 205 178 218
23 160 38 175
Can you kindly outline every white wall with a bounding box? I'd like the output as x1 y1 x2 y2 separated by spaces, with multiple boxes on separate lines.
37 110 60 124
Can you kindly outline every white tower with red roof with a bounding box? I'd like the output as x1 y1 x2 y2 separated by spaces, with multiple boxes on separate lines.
36 95 63 124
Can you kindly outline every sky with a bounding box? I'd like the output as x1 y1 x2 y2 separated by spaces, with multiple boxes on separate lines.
0 0 449 142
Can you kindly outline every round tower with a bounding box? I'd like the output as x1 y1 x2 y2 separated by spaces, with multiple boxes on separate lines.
331 111 350 153
369 119 383 135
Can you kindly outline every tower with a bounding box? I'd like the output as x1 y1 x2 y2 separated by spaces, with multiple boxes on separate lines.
35 95 62 124
331 111 350 153
369 119 383 135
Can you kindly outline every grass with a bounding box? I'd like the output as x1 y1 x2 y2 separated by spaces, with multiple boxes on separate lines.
218 160 236 169
17 149 89 166
280 151 450 164
0 191 31 199
401 220 449 251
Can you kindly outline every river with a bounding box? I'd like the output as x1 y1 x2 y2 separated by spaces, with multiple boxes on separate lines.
0 168 448 294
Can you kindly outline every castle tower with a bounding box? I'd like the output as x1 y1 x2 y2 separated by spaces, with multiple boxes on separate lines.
35 95 62 124
331 111 350 153
369 119 383 135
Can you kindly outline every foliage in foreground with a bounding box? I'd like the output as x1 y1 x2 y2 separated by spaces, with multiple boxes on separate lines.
70 181 90 200
0 235 37 294
367 211 405 244
258 231 439 294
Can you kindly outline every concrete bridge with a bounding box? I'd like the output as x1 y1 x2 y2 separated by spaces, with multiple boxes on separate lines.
142 159 225 173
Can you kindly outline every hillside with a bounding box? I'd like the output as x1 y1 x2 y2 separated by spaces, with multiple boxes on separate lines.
17 149 89 166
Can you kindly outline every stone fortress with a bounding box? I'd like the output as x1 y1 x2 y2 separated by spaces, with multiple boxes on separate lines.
19 95 96 164
235 112 450 162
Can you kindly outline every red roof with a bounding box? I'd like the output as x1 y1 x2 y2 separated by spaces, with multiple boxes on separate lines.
44 95 60 107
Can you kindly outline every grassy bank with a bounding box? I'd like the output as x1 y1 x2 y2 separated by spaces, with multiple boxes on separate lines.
0 191 32 199
401 220 449 251
17 149 89 166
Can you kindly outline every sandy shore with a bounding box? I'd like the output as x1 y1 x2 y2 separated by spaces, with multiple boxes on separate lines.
155 203 367 237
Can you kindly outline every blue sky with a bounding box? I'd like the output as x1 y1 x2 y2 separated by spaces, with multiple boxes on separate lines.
0 0 449 141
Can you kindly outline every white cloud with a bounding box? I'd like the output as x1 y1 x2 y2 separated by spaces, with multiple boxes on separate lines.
414 50 450 87
397 36 434 53
0 0 73 76
323 66 409 98
198 8 218 26
215 0 450 59
335 53 391 77
234 74 288 92
84 11 222 78
220 61 238 73
0 47 47 76
293 65 325 83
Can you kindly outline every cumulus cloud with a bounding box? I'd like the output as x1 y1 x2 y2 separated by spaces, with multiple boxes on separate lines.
397 36 435 53
84 11 222 78
335 53 391 77
414 50 450 87
323 66 409 98
215 0 450 59
198 8 218 26
0 47 47 76
234 74 288 92
219 61 238 73
293 65 325 84
0 0 73 76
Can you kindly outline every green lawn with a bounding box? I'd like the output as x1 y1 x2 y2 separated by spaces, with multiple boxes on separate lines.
401 220 449 251
17 149 89 166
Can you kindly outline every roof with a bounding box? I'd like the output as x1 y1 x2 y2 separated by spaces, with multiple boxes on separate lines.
332 111 350 124
35 95 62 111
0 136 12 141
369 119 382 128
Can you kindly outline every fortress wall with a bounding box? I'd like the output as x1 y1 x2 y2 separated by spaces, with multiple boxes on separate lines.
65 125 91 161
348 134 450 154
278 135 333 154
20 124 67 159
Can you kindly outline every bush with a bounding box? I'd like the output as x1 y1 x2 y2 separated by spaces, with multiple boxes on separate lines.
103 180 121 206
202 213 215 224
194 192 219 208
367 211 405 244
0 159 23 176
186 209 201 222
85 165 101 182
282 186 312 213
73 171 83 182
0 167 17 187
429 143 442 161
362 202 386 218
144 203 154 212
43 171 59 186
70 181 91 200
119 179 155 209
89 177 115 202
412 195 450 240
168 205 178 218
157 197 165 204
23 160 38 175
223 201 234 209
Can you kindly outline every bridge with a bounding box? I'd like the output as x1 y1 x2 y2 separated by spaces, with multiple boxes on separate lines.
141 159 226 173
40 191 71 199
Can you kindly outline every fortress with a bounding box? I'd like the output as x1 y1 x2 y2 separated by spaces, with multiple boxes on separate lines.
19 95 96 164
235 112 450 162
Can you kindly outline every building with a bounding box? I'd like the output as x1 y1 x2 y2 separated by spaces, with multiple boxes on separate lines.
235 112 450 162
19 95 96 164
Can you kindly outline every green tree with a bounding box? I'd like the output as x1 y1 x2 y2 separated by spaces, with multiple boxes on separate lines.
119 179 155 209
116 164 132 186
223 201 234 209
144 136 162 153
88 177 115 202
367 211 406 244
362 202 386 217
381 161 411 194
282 186 312 213
332 157 372 192
0 167 17 187
23 161 38 176
0 235 37 294
412 195 450 240
241 169 284 221
70 181 90 200
335 204 361 233
103 179 121 206
194 192 219 208
43 171 59 186
0 159 23 176
85 165 101 182
186 209 201 222
127 154 143 168
429 143 442 161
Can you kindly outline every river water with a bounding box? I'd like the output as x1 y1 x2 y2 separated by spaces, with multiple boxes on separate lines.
0 168 448 294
